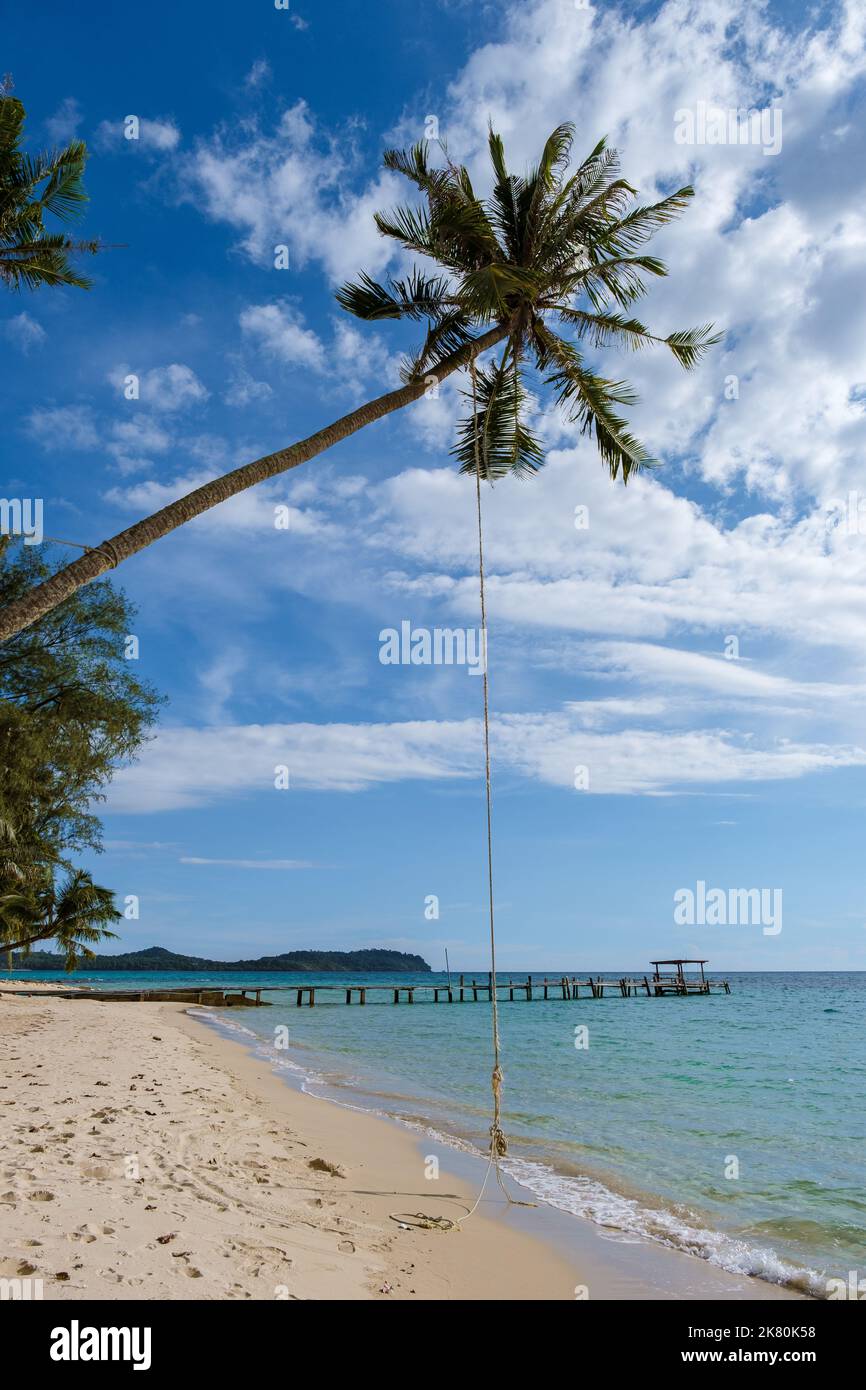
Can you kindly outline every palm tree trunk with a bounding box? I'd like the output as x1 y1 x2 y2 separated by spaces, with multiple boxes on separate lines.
0 326 508 643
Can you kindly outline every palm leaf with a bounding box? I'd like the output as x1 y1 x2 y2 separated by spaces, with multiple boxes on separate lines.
452 351 544 480
533 321 653 480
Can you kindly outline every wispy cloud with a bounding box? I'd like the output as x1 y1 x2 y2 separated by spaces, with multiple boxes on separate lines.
94 115 181 153
180 856 318 869
44 97 82 143
108 713 866 812
3 312 45 353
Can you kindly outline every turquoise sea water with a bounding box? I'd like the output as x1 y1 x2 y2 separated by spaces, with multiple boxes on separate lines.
11 968 865 1295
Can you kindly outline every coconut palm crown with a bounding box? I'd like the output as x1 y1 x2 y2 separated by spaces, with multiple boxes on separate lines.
1 865 120 970
336 123 719 483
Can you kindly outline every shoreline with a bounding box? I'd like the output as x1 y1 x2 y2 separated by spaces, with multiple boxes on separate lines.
1 990 802 1300
182 1005 804 1302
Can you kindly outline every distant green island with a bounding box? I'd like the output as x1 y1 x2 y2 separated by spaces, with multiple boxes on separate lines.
11 945 432 974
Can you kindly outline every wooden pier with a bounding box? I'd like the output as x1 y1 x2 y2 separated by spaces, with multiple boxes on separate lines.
286 967 730 1006
0 984 271 1007
2 961 729 1007
648 959 728 996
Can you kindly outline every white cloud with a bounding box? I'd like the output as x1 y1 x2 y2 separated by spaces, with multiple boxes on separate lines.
105 415 171 474
180 857 315 869
108 363 209 412
223 363 273 407
26 399 192 475
4 312 45 353
179 100 401 281
198 649 244 722
239 301 326 370
27 404 98 450
362 451 866 667
585 642 863 707
44 97 82 143
331 318 400 398
244 58 271 89
94 116 181 153
108 711 866 812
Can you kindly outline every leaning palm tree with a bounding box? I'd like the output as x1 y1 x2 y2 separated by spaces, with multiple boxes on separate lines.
0 866 120 971
0 92 101 291
0 122 719 641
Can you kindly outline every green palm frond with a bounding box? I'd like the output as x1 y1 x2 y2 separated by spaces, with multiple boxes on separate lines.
335 268 454 322
553 307 721 367
594 186 695 255
388 268 455 320
373 203 438 258
533 320 653 481
382 142 453 200
663 324 724 368
459 262 541 319
552 307 658 351
26 142 91 222
570 253 669 309
334 271 404 320
400 308 475 382
486 124 531 264
0 94 101 292
452 349 544 481
1 864 120 971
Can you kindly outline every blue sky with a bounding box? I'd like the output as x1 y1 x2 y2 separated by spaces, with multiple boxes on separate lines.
5 0 866 970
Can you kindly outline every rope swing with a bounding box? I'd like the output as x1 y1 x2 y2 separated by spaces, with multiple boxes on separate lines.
389 351 533 1234
470 353 508 1169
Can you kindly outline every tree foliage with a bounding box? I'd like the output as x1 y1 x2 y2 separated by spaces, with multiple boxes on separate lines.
337 123 720 483
0 88 101 291
0 542 161 964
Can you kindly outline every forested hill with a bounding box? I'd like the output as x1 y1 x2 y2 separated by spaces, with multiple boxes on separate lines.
12 946 432 973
